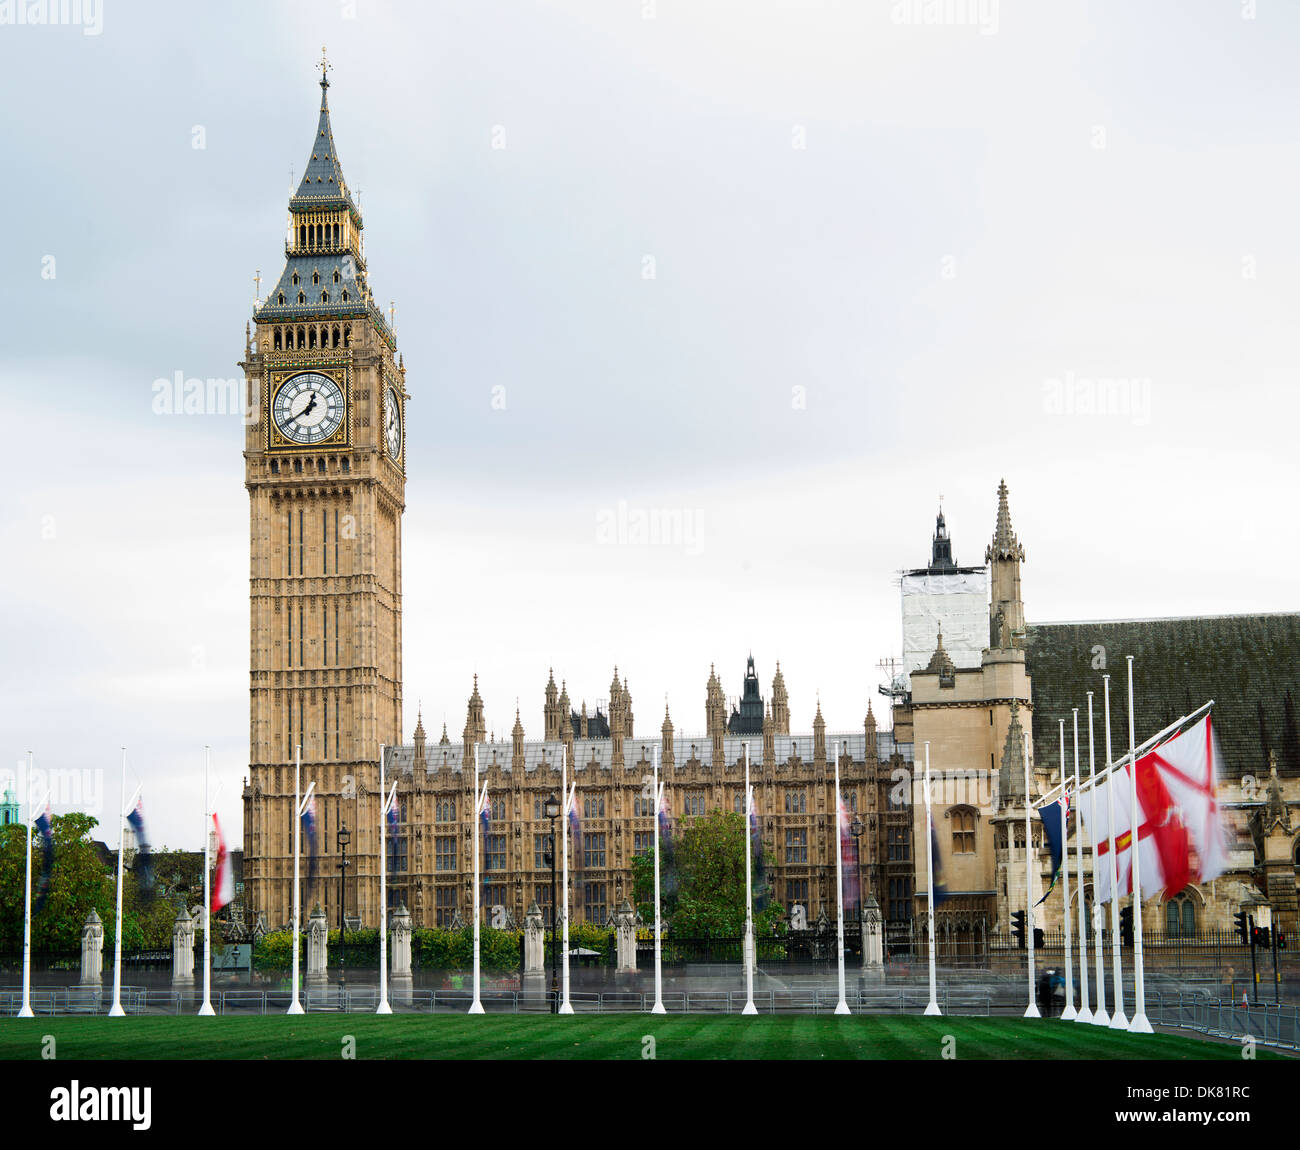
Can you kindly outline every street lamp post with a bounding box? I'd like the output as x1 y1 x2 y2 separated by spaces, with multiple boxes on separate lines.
543 794 560 1014
336 822 351 1000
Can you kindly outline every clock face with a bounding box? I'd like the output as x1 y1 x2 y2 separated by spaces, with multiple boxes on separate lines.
385 386 402 461
273 372 346 445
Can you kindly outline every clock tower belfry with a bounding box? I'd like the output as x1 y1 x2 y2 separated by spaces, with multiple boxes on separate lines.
240 58 406 931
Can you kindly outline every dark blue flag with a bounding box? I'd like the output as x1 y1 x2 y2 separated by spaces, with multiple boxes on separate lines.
32 805 54 914
930 827 952 906
1036 795 1068 906
127 798 154 903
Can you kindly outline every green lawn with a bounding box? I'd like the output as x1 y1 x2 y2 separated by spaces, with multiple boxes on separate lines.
0 1013 1282 1060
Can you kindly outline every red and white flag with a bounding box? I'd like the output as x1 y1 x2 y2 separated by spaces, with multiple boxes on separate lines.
1082 712 1229 902
212 813 235 913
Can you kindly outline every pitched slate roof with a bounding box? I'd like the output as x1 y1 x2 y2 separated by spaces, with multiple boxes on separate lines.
1024 614 1300 779
289 74 359 216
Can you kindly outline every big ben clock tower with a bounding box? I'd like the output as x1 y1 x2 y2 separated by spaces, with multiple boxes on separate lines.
240 56 406 930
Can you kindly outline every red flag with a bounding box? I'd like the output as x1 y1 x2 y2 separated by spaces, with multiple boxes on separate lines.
212 813 234 913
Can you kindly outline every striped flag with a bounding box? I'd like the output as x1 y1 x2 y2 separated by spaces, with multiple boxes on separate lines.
212 813 235 913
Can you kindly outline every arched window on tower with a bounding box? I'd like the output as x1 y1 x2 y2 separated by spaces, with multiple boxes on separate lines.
331 325 340 348
341 457 350 473
297 291 305 305
274 329 282 350
343 325 351 347
293 458 303 474
297 326 305 349
278 293 285 306
316 458 325 472
321 291 329 303
308 326 317 349
312 270 320 285
292 272 299 286
270 459 279 475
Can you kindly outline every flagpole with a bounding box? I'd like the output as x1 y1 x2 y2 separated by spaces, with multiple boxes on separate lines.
1127 656 1153 1034
1024 728 1040 1018
742 742 757 1015
1057 720 1076 1020
469 745 484 1015
831 740 849 1015
109 748 130 1018
288 744 304 1015
1104 676 1128 1030
16 753 37 1019
1072 708 1092 1022
1087 693 1109 1025
923 741 941 1015
559 759 574 1015
196 746 215 1016
377 743 391 1015
651 746 665 1015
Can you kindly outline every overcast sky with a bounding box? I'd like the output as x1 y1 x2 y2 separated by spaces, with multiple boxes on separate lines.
2 1 1297 849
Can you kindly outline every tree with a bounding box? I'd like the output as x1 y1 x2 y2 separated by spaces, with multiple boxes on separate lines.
0 812 115 952
632 809 783 938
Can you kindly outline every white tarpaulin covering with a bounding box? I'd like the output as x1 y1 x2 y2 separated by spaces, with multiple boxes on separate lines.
902 571 989 681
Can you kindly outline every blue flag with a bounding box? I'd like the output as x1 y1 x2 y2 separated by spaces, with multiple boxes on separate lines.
32 804 54 914
301 796 318 901
1036 795 1068 906
127 798 154 903
930 827 951 906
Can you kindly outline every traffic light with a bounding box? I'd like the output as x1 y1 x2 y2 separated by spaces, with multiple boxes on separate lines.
1253 926 1271 949
1234 911 1250 946
1033 927 1045 949
1278 932 1287 951
1120 905 1134 946
1011 909 1026 949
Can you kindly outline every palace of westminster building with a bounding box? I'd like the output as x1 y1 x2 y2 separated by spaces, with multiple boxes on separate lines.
240 68 1299 947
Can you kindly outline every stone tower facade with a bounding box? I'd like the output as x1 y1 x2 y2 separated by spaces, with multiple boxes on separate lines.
242 62 407 930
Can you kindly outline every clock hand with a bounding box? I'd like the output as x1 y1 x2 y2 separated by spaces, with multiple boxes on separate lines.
302 393 318 417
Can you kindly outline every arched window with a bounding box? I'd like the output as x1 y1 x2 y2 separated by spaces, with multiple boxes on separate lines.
316 458 325 472
951 807 976 854
341 290 349 303
297 291 305 305
296 326 305 348
343 325 351 347
293 458 303 474
321 291 329 303
277 293 285 306
308 326 317 349
1165 894 1196 938
312 270 320 285
333 270 340 284
341 458 350 473
332 325 340 348
270 459 279 474
273 329 282 350
291 272 299 286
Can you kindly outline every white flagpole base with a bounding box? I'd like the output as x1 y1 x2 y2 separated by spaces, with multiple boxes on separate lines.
108 1004 126 1017
558 1002 574 1015
1109 1010 1129 1030
1024 1004 1041 1018
468 1000 485 1015
650 1002 666 1015
287 1000 304 1015
1076 1006 1093 1023
1091 1008 1110 1026
923 1002 942 1016
741 1001 757 1015
197 1002 215 1016
1129 1012 1153 1034
376 1001 392 1015
834 1001 851 1015
16 1006 34 1018
1061 1004 1078 1021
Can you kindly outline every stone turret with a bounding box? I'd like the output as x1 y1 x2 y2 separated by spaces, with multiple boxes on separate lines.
463 674 486 748
986 479 1025 650
544 669 560 741
772 662 790 734
661 704 675 770
763 702 775 767
512 707 525 769
413 708 427 769
559 681 574 759
813 698 826 764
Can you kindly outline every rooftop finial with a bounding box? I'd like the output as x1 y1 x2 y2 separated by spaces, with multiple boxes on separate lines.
318 45 332 90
